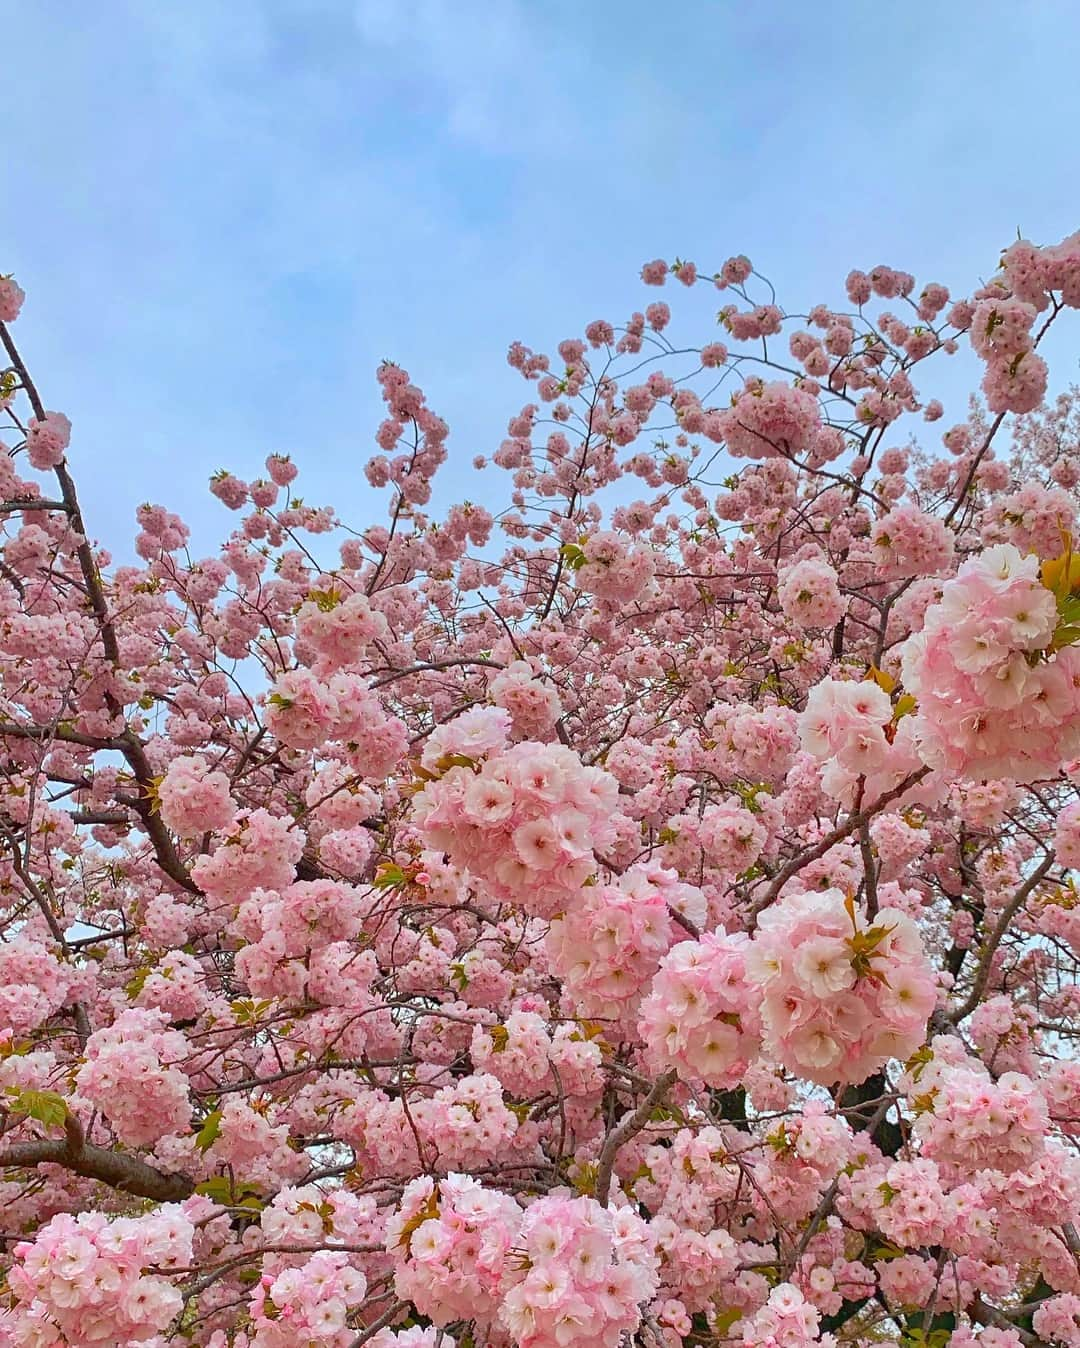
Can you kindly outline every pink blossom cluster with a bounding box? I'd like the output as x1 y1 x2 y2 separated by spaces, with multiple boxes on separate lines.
0 273 25 321
24 410 71 471
188 807 301 903
156 753 236 838
911 1054 1048 1174
777 558 847 629
342 1073 521 1176
900 544 1080 781
0 936 73 1034
386 1173 521 1327
981 482 1078 558
265 668 408 771
740 1283 828 1348
489 660 563 739
470 1011 604 1099
294 589 390 673
1055 799 1080 868
638 930 761 1087
575 531 656 604
6 1206 193 1345
1000 231 1080 310
414 737 620 917
1032 1294 1080 1348
870 504 956 578
718 380 821 460
498 1195 658 1348
695 802 769 879
747 888 936 1085
546 867 702 1026
797 677 926 808
649 1218 739 1312
969 296 1048 414
75 1007 193 1146
249 1251 366 1347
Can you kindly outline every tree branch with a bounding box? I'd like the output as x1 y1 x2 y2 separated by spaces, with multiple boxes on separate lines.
595 1068 676 1206
0 1113 194 1202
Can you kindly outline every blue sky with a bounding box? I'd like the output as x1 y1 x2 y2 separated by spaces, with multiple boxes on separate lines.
6 0 1080 556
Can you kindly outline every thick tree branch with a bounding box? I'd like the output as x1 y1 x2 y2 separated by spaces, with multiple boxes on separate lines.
0 1113 194 1202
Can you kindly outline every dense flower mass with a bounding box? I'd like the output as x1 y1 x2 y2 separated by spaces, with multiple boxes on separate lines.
747 888 937 1085
2 232 1080 1348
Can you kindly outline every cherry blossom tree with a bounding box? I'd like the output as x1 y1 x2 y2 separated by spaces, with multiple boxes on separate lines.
1 232 1080 1348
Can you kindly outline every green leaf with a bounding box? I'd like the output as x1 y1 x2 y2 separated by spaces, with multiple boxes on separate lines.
713 1308 743 1335
194 1108 223 1152
125 966 151 1000
195 1176 234 1205
6 1087 68 1131
194 1175 265 1210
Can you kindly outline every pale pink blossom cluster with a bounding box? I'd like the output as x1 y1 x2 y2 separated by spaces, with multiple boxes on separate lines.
575 531 656 604
386 1173 521 1327
1039 1059 1080 1135
75 1007 193 1146
900 544 1080 781
911 1057 1048 1174
777 558 847 629
638 930 761 1088
498 1195 658 1348
294 589 390 673
250 1251 366 1347
6 1206 193 1346
259 1182 385 1253
232 877 370 971
968 296 1048 414
870 504 956 579
952 779 1021 830
200 1097 307 1192
695 802 769 879
1000 231 1080 310
489 660 563 740
747 888 936 1085
545 867 699 1026
740 1283 828 1348
969 993 1037 1075
718 380 821 460
370 1330 454 1348
24 410 71 471
421 704 512 766
192 807 305 902
470 1011 604 1099
1032 1294 1080 1348
265 669 408 771
839 1156 984 1251
414 737 620 917
797 678 927 808
341 1073 522 1177
0 273 25 321
156 753 236 838
981 483 1077 558
648 1219 739 1312
1055 799 1080 868
0 936 73 1034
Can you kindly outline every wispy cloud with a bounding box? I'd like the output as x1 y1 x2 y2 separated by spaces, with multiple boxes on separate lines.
3 0 1079 553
